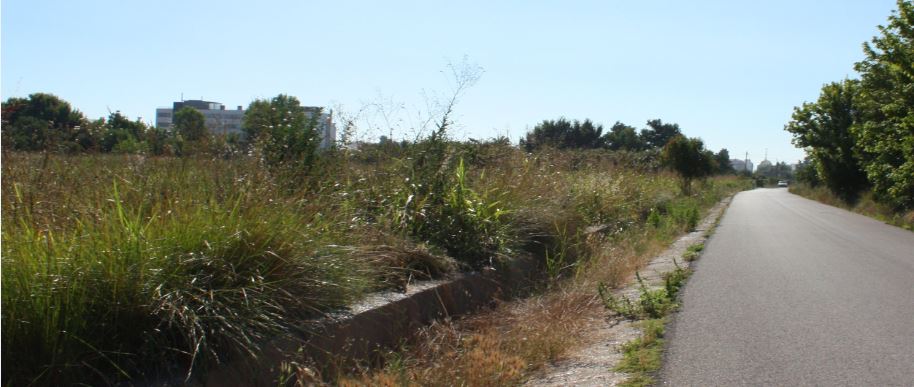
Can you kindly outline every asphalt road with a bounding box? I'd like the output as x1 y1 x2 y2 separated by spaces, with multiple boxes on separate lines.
661 188 914 386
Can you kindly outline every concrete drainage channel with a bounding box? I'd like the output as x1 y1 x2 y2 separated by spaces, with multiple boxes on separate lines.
185 255 542 386
152 198 732 386
525 196 733 387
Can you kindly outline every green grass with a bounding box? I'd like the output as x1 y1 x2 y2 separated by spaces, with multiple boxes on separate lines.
682 242 704 262
616 318 666 387
2 155 395 384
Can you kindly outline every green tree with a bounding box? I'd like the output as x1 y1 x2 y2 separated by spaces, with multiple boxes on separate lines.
100 111 149 153
640 119 682 149
242 94 320 173
240 99 273 143
1 93 87 151
521 118 605 151
605 121 645 150
714 148 734 174
785 79 869 201
852 0 914 209
661 135 715 195
794 157 821 186
144 126 172 156
173 107 207 142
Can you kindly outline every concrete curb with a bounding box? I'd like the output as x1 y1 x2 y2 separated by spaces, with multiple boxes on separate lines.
195 255 541 386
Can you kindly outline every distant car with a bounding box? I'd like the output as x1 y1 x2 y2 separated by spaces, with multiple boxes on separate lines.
778 180 788 187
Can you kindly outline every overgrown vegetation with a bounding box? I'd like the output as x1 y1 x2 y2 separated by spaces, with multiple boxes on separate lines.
335 168 746 386
786 0 914 212
0 142 748 385
2 63 751 385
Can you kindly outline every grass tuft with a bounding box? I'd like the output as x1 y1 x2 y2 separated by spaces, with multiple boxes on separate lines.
682 242 704 262
616 318 666 386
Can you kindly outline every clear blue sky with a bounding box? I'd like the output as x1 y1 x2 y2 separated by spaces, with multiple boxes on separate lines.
1 0 900 164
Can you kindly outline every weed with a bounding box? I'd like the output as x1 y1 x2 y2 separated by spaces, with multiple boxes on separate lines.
616 318 666 386
647 208 662 228
544 222 576 282
598 282 640 319
663 261 692 299
611 262 692 386
682 242 704 262
599 271 683 320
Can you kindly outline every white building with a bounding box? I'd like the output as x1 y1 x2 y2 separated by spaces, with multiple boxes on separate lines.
156 100 336 149
156 100 245 135
730 158 754 173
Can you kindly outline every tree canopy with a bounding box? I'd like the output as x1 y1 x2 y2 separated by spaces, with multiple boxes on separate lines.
661 135 715 195
174 107 207 142
640 119 682 149
521 118 605 151
785 79 869 201
785 0 914 210
714 148 735 174
852 0 914 209
242 94 321 173
605 121 645 151
1 93 87 151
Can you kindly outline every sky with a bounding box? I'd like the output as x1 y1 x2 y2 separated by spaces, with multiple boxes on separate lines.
1 0 901 164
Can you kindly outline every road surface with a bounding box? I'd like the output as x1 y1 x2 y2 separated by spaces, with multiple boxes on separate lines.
661 188 914 386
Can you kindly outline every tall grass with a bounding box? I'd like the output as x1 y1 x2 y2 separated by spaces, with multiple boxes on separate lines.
2 145 751 385
1 153 455 384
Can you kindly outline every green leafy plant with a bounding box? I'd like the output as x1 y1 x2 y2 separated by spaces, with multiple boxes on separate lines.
616 318 666 387
647 208 662 228
663 261 692 299
599 272 680 320
682 242 704 262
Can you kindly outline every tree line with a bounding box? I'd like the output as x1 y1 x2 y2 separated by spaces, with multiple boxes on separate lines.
786 0 914 211
520 116 736 193
2 93 739 195
521 117 687 152
1 93 323 162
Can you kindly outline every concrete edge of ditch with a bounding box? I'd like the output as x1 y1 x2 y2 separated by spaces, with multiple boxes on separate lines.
150 196 735 387
191 255 541 386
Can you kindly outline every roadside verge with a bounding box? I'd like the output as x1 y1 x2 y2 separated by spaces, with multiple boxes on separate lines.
523 195 732 386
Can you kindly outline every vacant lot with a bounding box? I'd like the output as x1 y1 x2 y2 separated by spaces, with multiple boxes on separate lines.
2 145 747 385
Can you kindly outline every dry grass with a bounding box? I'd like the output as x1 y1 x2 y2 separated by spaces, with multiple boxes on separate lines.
340 290 598 387
336 198 729 386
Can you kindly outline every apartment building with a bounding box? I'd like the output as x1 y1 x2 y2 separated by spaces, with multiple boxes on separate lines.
156 99 336 148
